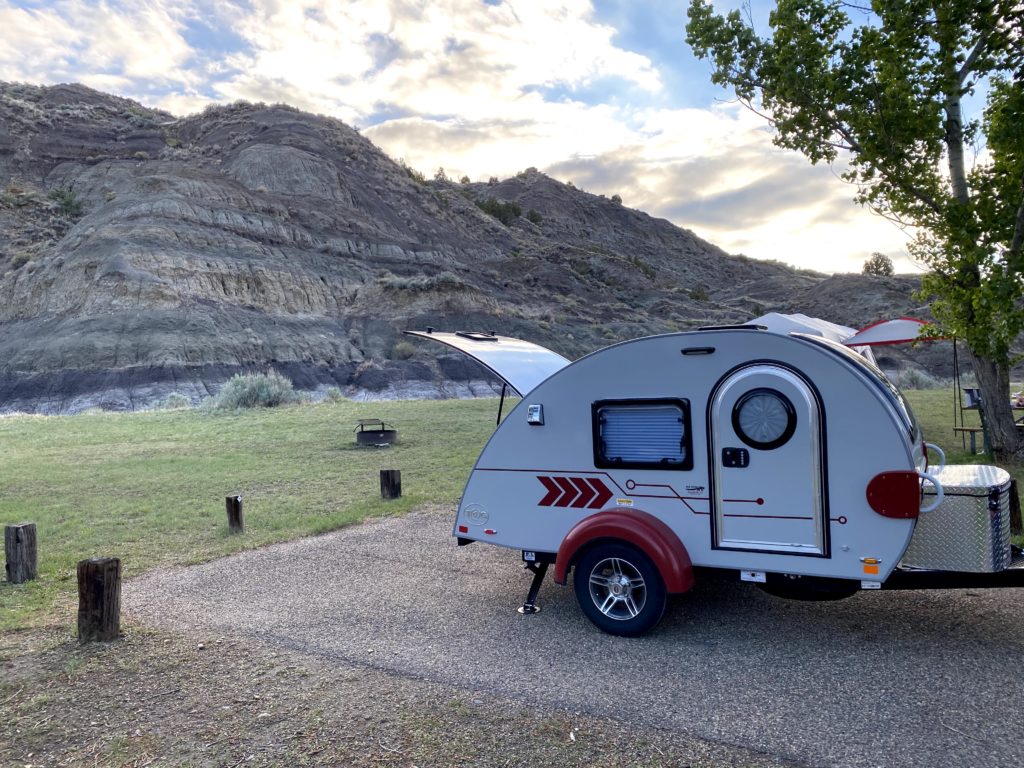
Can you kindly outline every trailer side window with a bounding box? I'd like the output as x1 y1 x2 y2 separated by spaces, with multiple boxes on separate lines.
592 399 693 471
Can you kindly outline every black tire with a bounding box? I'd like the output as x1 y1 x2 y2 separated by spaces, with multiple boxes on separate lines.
573 542 667 637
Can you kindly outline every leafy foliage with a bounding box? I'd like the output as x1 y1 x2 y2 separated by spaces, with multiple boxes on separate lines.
211 371 299 410
475 196 522 225
526 208 543 224
686 0 1024 453
48 187 84 217
863 252 895 277
398 159 426 184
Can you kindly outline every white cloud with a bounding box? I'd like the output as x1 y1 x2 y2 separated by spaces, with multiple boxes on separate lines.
0 1 197 87
0 0 913 273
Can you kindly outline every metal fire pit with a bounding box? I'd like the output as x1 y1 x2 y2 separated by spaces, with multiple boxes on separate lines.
355 419 397 447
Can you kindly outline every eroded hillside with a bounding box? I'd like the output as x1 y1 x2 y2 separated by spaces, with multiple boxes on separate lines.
0 83 932 412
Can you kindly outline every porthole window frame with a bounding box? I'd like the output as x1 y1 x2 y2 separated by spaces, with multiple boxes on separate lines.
731 388 797 451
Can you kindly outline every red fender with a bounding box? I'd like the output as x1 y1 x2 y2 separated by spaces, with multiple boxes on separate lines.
553 508 695 594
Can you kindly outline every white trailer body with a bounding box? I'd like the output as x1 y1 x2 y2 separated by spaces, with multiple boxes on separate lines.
408 327 1019 636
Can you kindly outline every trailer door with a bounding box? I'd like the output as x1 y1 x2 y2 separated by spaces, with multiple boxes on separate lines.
709 364 828 556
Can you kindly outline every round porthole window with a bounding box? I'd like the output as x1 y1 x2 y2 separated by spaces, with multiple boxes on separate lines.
732 388 796 450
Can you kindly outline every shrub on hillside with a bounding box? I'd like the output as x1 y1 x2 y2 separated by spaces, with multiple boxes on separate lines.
160 392 192 410
378 271 465 292
48 187 83 217
475 197 521 225
526 208 543 224
212 371 299 409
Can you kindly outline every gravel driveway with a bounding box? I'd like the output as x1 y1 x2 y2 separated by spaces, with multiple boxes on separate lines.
126 505 1024 768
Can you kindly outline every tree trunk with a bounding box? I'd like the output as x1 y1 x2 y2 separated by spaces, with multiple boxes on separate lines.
966 348 1023 458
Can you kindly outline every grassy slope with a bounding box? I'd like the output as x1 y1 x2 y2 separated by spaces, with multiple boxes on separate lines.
0 390 1015 632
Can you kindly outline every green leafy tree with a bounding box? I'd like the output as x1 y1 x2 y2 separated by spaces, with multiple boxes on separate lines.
863 252 895 277
686 0 1024 456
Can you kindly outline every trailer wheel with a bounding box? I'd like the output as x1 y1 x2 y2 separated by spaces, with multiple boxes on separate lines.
573 542 667 637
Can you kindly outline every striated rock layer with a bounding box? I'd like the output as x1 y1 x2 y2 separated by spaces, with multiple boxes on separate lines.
0 83 935 413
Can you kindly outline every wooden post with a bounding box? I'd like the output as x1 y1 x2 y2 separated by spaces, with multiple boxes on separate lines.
380 469 402 500
5 522 37 584
77 557 121 643
226 494 244 534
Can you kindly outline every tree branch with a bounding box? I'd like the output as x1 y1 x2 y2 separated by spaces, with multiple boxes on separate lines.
958 30 992 85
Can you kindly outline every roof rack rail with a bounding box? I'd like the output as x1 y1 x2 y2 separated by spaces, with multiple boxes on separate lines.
697 324 767 332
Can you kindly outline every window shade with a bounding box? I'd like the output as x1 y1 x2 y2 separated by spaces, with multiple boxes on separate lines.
600 404 685 464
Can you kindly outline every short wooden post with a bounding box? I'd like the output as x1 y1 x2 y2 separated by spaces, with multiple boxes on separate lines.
77 557 121 643
380 469 402 500
226 494 244 534
5 522 37 584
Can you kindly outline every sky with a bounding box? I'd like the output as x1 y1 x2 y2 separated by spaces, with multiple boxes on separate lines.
0 0 936 273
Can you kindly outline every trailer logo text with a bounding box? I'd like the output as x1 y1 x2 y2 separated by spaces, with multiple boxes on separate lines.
464 504 489 526
537 476 614 509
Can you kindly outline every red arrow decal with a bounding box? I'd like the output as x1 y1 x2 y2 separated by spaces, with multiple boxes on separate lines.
537 476 561 506
553 476 579 507
569 477 596 508
587 478 613 509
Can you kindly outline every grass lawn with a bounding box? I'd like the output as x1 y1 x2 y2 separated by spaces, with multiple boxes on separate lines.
0 398 501 631
0 389 1018 632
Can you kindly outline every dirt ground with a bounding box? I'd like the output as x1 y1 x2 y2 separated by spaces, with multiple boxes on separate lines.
0 619 790 768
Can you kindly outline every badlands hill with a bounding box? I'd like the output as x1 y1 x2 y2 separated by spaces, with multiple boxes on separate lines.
0 82 935 413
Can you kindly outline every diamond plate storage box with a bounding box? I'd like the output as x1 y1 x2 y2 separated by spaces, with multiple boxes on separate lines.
901 465 1012 572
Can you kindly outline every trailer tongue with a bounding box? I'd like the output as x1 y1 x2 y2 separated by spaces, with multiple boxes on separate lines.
409 326 1024 636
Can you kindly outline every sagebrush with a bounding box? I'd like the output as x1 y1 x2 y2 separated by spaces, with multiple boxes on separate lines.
212 371 299 409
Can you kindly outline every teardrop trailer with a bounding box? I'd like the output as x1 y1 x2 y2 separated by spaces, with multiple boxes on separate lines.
407 325 1024 636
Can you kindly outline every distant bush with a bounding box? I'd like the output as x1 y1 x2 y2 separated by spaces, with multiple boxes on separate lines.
434 167 450 182
487 176 499 185
399 159 426 184
324 386 345 403
891 368 949 390
160 392 192 410
212 371 299 410
628 255 656 279
475 197 521 226
689 286 709 301
526 208 543 224
863 252 895 276
48 187 83 217
459 175 470 184
378 271 465 292
611 194 622 205
392 340 416 360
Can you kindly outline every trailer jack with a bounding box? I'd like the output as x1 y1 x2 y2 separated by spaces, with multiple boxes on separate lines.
518 561 549 614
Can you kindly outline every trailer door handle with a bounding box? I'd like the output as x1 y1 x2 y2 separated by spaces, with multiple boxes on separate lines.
722 447 750 468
